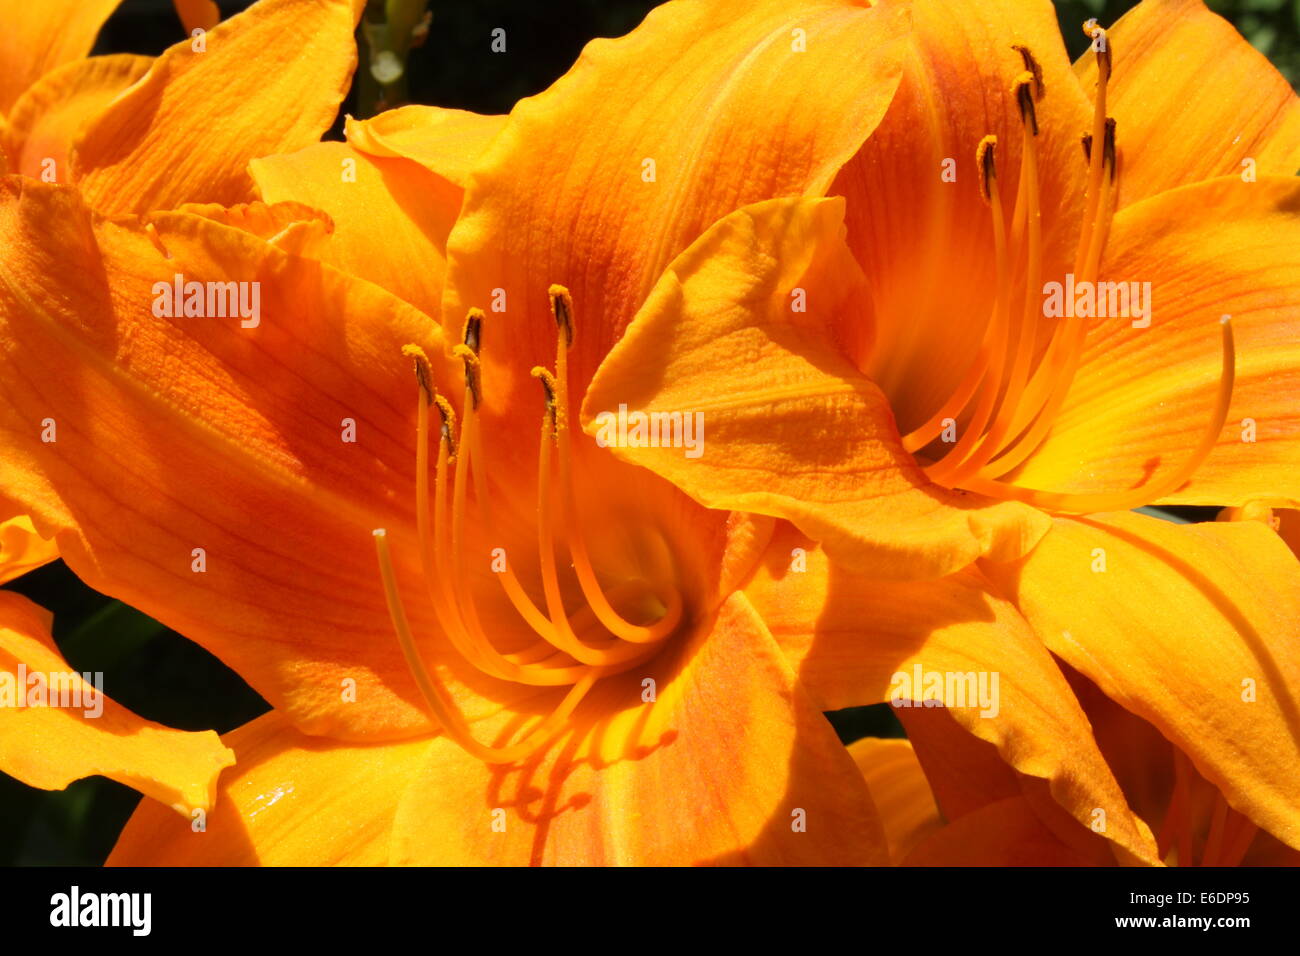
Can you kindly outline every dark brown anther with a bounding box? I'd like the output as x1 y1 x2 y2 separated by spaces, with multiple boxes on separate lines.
1103 117 1117 182
434 394 458 461
531 366 559 437
401 344 434 406
1011 45 1044 100
976 135 997 203
549 285 574 350
1015 78 1039 136
463 310 483 356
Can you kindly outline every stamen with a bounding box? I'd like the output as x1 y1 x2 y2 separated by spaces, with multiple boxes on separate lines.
433 394 457 462
531 372 657 667
979 118 1119 478
448 374 591 682
928 75 1044 487
923 70 1040 483
403 345 493 676
374 288 689 766
1102 115 1117 184
456 307 485 408
408 352 584 684
964 318 1234 512
549 286 684 643
1076 20 1112 275
374 528 596 765
902 136 1004 452
463 308 483 356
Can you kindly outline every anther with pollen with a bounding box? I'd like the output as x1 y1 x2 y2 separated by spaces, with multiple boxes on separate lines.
1011 43 1044 99
550 284 574 349
531 366 559 436
454 308 484 409
976 134 998 203
1013 70 1039 135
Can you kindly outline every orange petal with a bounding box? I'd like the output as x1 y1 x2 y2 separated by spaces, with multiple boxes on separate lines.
891 705 1020 820
251 141 459 318
831 0 1092 429
1010 176 1300 506
1 54 152 183
442 0 912 410
71 0 362 214
848 737 943 864
582 196 1049 579
0 514 58 585
108 711 430 865
172 199 334 257
902 795 1111 866
1075 0 1300 209
1066 662 1300 867
344 106 506 189
0 591 233 814
1060 661 1178 835
0 0 123 114
742 521 1159 864
173 0 220 34
984 510 1300 853
899 703 1124 864
1220 502 1300 560
0 177 505 742
390 592 890 865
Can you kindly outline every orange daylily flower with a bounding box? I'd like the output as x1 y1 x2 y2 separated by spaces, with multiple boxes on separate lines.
1 178 891 865
589 0 1300 565
577 0 1300 859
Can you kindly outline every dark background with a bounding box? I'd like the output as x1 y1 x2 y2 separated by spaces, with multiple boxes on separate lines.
2 0 1294 865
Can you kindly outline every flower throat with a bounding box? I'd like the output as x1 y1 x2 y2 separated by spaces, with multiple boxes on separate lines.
900 22 1234 513
373 287 683 764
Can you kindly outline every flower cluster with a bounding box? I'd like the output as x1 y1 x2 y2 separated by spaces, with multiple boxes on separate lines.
0 0 1297 867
